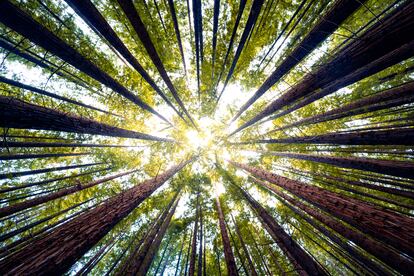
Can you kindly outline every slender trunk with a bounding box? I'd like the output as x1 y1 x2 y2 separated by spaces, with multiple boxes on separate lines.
153 237 172 275
0 152 89 160
197 205 203 276
0 157 194 275
217 0 264 103
153 0 168 33
230 161 414 258
244 128 414 146
0 162 103 180
252 176 414 275
216 195 239 275
0 76 120 117
135 196 180 275
235 184 327 276
62 0 185 121
232 1 414 134
183 228 193 276
211 0 220 79
0 167 111 194
0 141 144 148
174 230 187 276
0 96 173 142
116 0 196 128
231 215 258 276
167 0 186 72
0 169 138 218
259 151 414 179
0 1 168 122
277 81 414 131
227 221 249 275
189 193 199 276
233 0 365 121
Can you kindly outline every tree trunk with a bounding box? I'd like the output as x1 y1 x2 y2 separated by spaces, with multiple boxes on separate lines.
231 1 414 135
0 141 143 148
174 230 187 276
216 0 264 103
0 76 120 117
188 193 199 276
0 169 139 218
230 161 414 258
0 1 169 123
0 96 173 142
259 151 414 179
135 196 180 275
231 215 258 276
198 204 203 276
116 0 196 128
216 195 239 276
233 0 366 121
167 0 187 72
183 228 193 276
277 81 414 131
0 152 89 161
243 128 414 146
0 161 103 180
211 0 220 79
0 157 194 275
234 183 327 276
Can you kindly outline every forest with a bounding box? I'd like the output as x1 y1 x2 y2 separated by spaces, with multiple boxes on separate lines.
0 0 413 275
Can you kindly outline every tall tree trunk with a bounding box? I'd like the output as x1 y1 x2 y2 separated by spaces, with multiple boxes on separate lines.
167 0 187 72
135 196 180 275
276 81 414 131
0 141 143 148
233 0 366 121
254 176 414 275
188 193 199 276
0 157 194 275
64 0 185 122
215 195 239 276
216 0 264 103
174 230 187 276
0 169 139 218
153 237 172 275
116 0 196 128
211 0 220 79
198 204 203 276
183 228 193 276
234 183 327 276
0 76 120 117
0 152 89 161
0 162 103 180
258 151 414 179
231 1 414 135
0 1 169 123
0 96 173 142
242 128 414 146
230 161 414 258
231 215 258 276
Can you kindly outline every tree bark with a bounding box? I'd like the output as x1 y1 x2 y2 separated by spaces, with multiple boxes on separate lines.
0 157 194 275
211 0 220 79
167 0 187 72
0 141 144 148
230 161 414 258
0 152 89 161
188 193 199 276
0 161 103 180
0 1 169 123
0 169 138 218
0 96 173 142
216 195 239 276
231 1 414 135
259 151 414 179
233 0 366 121
174 230 187 276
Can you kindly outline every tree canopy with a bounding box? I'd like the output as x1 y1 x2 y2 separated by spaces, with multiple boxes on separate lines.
0 0 413 275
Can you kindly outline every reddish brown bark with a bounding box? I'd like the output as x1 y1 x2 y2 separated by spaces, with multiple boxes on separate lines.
0 169 139 218
0 157 194 275
216 196 239 276
230 161 414 258
0 96 173 142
